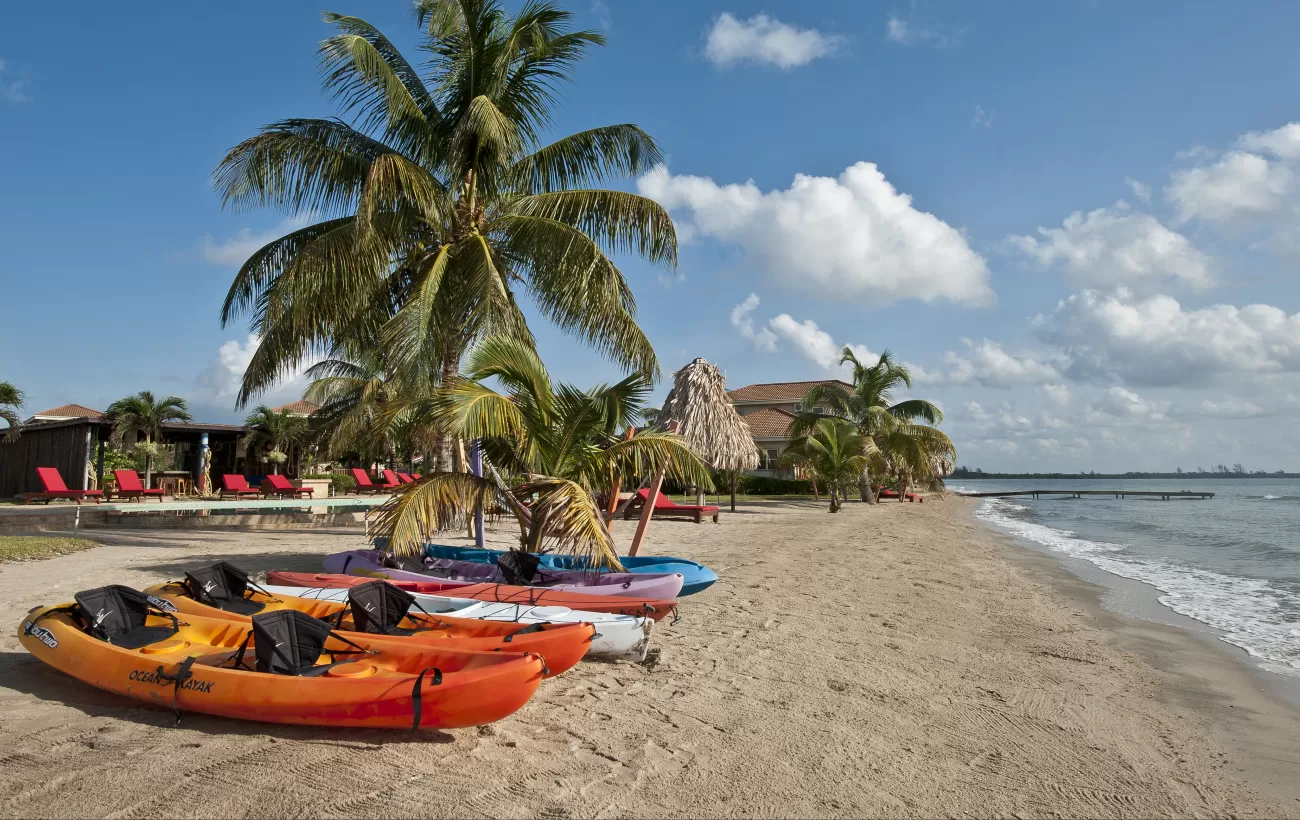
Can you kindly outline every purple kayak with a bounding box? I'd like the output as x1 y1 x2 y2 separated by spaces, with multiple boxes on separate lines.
323 549 685 600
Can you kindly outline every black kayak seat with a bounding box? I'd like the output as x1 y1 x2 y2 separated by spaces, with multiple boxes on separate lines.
347 580 422 635
249 610 370 677
497 551 542 585
184 561 266 615
74 585 178 649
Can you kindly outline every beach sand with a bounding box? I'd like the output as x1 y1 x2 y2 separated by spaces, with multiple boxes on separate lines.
1 497 1297 818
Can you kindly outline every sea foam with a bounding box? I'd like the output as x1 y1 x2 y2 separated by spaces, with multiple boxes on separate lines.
977 498 1300 677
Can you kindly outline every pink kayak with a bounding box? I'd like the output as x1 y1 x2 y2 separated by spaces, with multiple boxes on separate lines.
323 550 685 600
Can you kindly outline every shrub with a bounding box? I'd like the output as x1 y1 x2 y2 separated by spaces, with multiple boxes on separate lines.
305 472 356 493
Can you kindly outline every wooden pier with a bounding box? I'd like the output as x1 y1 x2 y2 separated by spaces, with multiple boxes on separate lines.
960 489 1214 500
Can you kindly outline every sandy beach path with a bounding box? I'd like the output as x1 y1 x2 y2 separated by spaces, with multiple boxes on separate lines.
0 498 1294 818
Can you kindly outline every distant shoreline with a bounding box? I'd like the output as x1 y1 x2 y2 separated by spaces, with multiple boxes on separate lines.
952 472 1300 480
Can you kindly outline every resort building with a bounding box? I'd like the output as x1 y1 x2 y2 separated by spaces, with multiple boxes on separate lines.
24 404 104 424
727 380 850 476
272 400 320 417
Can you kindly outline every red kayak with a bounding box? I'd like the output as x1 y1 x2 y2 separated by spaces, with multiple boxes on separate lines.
268 571 679 622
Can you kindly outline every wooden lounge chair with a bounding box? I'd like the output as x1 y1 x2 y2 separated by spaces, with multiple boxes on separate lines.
24 467 106 505
262 474 314 498
381 469 405 488
622 488 719 524
220 475 261 500
350 468 397 495
397 472 415 484
111 470 165 503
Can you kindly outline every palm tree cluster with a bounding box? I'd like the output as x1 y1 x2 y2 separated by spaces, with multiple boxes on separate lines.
240 406 311 474
215 0 675 475
787 348 956 511
103 391 193 487
216 1 701 562
372 339 710 565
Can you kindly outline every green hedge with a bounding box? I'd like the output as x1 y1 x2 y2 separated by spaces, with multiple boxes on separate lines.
305 472 357 493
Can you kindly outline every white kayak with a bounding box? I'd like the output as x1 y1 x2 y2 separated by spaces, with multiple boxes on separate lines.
262 584 653 662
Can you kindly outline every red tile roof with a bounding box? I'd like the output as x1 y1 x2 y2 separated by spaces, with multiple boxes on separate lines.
30 403 103 419
272 400 320 416
740 407 796 438
727 380 851 403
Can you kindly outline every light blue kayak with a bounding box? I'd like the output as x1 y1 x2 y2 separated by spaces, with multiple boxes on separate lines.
373 540 718 596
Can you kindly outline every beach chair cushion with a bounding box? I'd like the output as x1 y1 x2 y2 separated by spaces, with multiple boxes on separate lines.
265 474 311 494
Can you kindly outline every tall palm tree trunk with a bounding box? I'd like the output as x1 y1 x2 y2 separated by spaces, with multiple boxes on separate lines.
859 470 874 504
436 351 462 472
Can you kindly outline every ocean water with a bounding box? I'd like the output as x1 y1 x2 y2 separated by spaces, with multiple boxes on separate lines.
962 479 1300 678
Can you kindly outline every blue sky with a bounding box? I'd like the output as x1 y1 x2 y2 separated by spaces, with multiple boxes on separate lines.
3 1 1300 471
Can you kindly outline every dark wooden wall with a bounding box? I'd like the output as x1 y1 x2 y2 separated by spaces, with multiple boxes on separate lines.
0 422 95 499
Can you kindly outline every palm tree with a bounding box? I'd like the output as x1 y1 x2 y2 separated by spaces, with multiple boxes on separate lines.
0 381 24 442
302 336 435 470
214 1 676 471
793 348 946 502
371 337 711 565
103 392 193 487
875 423 956 502
240 406 311 474
778 418 872 513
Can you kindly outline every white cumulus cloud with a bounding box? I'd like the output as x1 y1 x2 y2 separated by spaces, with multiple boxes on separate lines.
190 334 316 421
1035 288 1300 386
1124 177 1152 204
730 294 777 352
638 162 994 306
939 339 1061 387
1008 201 1213 292
1166 122 1300 232
705 13 840 69
728 298 876 373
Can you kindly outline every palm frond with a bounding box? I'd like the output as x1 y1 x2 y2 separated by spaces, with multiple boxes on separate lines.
371 472 506 556
511 124 663 192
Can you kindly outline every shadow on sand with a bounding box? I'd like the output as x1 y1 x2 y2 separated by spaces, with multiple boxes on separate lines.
127 552 330 578
0 651 454 744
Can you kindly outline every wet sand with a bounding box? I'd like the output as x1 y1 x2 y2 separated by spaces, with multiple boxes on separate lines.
0 497 1297 818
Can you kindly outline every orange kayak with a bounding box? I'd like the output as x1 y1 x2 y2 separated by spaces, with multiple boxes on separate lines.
269 570 680 622
143 577 592 678
18 587 544 730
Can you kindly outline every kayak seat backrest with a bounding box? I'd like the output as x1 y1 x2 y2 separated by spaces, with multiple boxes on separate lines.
252 610 334 675
347 580 416 635
497 551 541 586
74 585 177 649
184 561 264 615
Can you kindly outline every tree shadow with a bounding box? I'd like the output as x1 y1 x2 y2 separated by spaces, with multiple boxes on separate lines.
0 651 453 744
128 552 330 578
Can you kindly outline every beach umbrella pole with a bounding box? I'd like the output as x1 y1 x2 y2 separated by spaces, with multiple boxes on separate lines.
470 439 484 548
628 467 665 557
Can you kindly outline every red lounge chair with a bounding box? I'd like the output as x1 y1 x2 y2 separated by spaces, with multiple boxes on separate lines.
24 467 106 505
382 469 404 487
877 489 918 502
397 472 415 484
262 474 313 498
350 468 397 495
221 475 261 500
622 488 719 524
112 470 165 503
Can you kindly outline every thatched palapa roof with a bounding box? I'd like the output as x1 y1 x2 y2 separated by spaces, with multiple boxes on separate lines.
657 358 760 471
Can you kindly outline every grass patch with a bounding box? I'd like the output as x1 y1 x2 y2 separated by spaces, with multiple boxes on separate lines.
0 535 101 562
